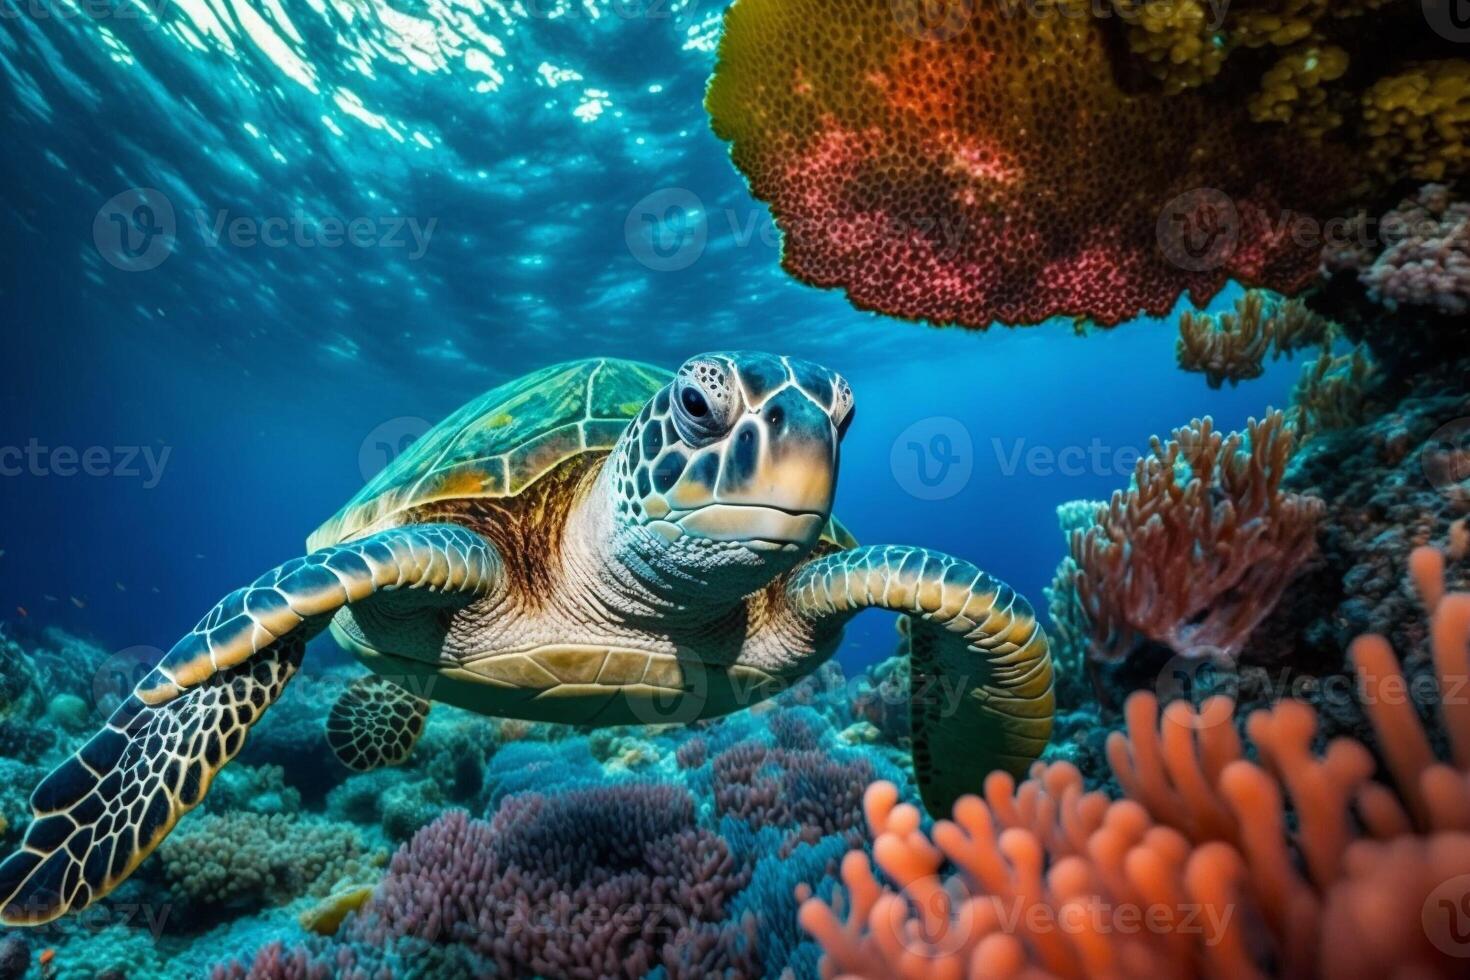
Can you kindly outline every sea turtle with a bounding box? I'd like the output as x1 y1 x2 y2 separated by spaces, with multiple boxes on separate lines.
0 352 1054 925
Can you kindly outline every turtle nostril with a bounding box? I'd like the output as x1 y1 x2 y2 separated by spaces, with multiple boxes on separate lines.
766 407 784 429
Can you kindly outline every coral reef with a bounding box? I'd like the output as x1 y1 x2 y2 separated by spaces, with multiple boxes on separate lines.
1363 63 1470 182
706 0 1352 329
153 812 384 917
799 547 1470 978
1324 183 1470 317
1290 345 1381 437
1274 370 1470 664
1175 291 1331 388
208 673 911 979
1064 411 1324 664
353 790 755 978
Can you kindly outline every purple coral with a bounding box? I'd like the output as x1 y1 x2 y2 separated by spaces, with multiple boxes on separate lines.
353 784 756 979
712 740 873 854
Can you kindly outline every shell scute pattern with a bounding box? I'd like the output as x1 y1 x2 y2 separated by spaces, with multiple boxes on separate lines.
309 359 670 550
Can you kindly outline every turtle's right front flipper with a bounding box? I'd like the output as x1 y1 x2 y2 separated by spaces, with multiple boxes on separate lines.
787 546 1054 817
0 524 499 925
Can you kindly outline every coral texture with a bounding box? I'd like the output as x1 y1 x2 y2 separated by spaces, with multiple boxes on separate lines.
706 0 1351 328
352 786 757 979
215 675 905 980
155 812 383 913
1290 345 1380 437
800 547 1470 978
1067 411 1324 663
1363 63 1470 182
1325 184 1470 317
1176 291 1331 388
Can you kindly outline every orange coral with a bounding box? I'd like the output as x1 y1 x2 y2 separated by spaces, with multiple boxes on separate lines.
800 546 1470 979
1070 411 1324 662
1176 291 1332 389
707 0 1352 328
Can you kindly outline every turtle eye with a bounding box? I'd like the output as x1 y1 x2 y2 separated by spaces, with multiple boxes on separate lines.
672 357 738 445
836 405 856 440
681 387 710 419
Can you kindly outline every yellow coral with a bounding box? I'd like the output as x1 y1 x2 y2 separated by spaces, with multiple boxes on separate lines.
1230 0 1325 49
1106 0 1470 183
1363 61 1470 181
1113 0 1226 94
1251 44 1350 136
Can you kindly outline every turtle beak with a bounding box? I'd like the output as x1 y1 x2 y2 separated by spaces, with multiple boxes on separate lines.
668 386 837 549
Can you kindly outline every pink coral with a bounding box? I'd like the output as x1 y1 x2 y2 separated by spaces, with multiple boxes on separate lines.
799 546 1470 979
1069 411 1324 662
1326 184 1470 316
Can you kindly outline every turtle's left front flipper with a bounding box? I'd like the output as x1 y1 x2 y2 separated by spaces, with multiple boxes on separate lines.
787 545 1054 816
0 524 499 925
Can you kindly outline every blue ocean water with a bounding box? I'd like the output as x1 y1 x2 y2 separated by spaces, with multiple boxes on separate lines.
0 5 1342 976
0 1 1300 671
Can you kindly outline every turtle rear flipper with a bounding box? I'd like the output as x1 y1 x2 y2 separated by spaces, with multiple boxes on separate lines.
787 545 1055 816
326 675 430 772
0 524 500 926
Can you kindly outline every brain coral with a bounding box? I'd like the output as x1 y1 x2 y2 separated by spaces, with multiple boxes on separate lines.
706 0 1351 327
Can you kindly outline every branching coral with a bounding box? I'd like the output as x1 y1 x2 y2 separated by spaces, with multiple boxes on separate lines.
1176 291 1332 388
799 546 1470 978
706 0 1351 329
1068 411 1324 662
1291 345 1380 436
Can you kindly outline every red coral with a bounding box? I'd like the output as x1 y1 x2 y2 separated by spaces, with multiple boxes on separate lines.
798 547 1470 979
707 0 1352 328
1070 411 1324 662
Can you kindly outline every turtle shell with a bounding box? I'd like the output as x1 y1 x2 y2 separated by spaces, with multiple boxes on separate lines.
309 359 668 551
308 357 859 553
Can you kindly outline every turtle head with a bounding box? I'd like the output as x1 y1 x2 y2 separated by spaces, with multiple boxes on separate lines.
607 351 853 588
